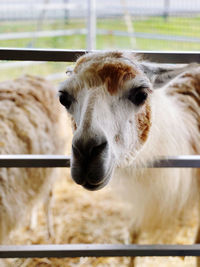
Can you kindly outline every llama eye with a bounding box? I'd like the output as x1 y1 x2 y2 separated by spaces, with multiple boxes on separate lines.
128 87 148 106
59 90 74 109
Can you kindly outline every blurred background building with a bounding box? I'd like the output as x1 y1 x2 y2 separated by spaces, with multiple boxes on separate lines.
0 0 200 81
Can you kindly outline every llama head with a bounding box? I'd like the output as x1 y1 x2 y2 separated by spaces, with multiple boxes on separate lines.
59 51 181 191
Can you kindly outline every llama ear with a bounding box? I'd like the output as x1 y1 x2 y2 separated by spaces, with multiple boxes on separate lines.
140 62 197 89
65 66 74 76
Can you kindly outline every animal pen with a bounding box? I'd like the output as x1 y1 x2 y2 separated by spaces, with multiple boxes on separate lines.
0 47 200 260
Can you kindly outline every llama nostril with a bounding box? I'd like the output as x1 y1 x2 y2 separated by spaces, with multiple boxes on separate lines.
90 141 108 158
72 138 108 159
72 143 82 159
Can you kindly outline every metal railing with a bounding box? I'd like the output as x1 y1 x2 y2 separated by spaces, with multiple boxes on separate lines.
0 155 200 168
1 48 200 63
1 244 200 258
0 48 200 258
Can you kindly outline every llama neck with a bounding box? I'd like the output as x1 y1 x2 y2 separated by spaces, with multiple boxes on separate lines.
112 88 198 230
137 88 194 165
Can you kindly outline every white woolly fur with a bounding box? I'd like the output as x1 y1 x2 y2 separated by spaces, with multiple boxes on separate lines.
0 75 67 243
113 85 198 229
61 51 200 232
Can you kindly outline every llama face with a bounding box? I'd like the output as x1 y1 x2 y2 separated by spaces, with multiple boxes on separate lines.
59 51 189 191
59 52 154 190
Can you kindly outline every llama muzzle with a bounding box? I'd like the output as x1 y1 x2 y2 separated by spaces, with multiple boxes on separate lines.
71 136 112 191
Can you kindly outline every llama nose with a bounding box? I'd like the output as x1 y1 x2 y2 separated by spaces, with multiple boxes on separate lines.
71 137 108 186
72 137 108 160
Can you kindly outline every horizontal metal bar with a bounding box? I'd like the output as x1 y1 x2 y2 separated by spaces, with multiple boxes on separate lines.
0 48 200 63
0 155 70 167
2 29 199 44
1 244 200 258
0 48 86 62
0 155 200 168
144 51 200 64
152 155 200 168
0 29 86 41
98 29 200 43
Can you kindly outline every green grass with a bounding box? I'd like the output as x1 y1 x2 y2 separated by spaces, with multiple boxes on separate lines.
98 16 200 37
0 62 70 83
0 19 85 33
133 17 200 38
0 35 87 50
0 17 200 50
0 16 200 82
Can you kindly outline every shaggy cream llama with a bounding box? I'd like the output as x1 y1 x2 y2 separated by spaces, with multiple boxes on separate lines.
0 75 66 243
59 51 200 231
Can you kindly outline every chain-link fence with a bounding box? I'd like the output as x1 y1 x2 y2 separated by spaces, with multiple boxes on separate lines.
0 0 199 82
0 0 200 51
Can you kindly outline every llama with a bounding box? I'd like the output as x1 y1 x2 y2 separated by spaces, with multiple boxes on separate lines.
0 74 67 243
59 51 200 231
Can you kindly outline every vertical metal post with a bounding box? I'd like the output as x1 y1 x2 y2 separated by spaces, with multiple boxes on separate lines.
163 0 170 21
120 0 136 49
87 0 96 50
64 0 69 24
29 0 49 48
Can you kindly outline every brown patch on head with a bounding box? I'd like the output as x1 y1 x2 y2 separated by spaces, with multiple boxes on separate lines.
136 103 152 144
72 52 139 94
74 52 123 74
71 117 77 132
98 62 137 95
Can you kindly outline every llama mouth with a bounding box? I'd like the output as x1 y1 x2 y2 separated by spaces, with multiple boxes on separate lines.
82 168 113 191
83 181 107 191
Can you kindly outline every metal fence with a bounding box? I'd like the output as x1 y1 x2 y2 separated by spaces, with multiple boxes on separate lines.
0 0 200 51
1 0 200 89
0 48 200 258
